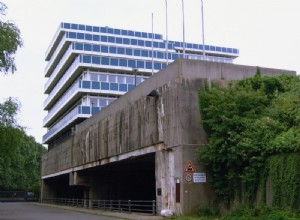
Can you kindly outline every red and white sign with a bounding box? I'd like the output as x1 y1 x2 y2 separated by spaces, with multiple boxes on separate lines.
184 161 196 173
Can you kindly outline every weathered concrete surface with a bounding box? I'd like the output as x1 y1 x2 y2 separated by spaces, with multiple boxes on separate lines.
41 59 296 215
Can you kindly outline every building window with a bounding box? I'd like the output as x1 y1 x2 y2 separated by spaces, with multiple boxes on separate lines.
77 33 84 39
84 44 92 51
101 57 109 65
82 55 91 63
101 45 108 53
92 56 100 64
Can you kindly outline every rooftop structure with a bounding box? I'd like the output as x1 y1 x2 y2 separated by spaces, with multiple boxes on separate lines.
43 22 239 146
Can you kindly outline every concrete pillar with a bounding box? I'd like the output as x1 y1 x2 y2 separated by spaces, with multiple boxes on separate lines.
156 147 183 215
41 179 56 202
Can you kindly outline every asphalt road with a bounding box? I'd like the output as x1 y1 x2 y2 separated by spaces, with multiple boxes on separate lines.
0 202 120 220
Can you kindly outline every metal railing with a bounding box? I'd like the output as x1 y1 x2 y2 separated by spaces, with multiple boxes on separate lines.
42 198 159 215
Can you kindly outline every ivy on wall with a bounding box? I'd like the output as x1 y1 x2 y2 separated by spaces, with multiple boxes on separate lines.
197 71 300 207
265 153 300 210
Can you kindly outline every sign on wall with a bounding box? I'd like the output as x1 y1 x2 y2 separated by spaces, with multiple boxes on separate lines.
184 161 206 183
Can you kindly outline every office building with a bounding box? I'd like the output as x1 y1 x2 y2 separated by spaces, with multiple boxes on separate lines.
43 22 239 146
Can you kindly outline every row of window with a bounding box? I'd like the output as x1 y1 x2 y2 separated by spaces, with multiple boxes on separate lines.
80 80 138 93
66 32 239 55
72 42 181 60
88 72 147 84
79 55 167 70
62 22 162 40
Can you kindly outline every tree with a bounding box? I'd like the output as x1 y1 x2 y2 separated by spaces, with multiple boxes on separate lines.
0 98 46 191
0 97 20 127
198 74 300 206
0 2 22 74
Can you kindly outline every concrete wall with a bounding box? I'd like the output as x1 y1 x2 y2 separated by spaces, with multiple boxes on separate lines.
41 59 295 214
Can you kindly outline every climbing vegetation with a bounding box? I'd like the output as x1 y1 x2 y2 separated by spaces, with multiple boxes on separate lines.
197 71 300 208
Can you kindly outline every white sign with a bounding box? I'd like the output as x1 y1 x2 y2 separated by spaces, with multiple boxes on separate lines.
193 173 206 183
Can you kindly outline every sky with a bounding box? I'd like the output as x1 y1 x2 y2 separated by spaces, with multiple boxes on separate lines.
0 0 299 144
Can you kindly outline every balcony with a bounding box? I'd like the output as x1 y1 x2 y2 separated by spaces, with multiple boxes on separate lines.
44 44 76 93
42 105 92 144
45 34 70 77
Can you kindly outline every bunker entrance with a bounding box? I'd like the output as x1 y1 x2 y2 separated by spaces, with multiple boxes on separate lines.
86 152 156 201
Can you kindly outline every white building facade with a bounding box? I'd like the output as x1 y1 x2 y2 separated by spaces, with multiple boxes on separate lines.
43 22 239 147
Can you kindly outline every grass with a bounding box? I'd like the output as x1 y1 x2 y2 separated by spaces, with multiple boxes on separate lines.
166 206 300 220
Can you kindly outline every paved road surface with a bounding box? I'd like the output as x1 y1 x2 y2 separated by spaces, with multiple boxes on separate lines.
0 202 120 220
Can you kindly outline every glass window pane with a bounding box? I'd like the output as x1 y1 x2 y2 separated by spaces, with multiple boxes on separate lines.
114 29 121 35
101 57 109 65
141 50 148 57
109 75 116 83
159 42 165 48
128 30 134 36
137 60 144 68
108 28 114 34
82 80 90 88
108 36 115 43
126 76 134 84
92 56 100 64
100 99 107 106
63 23 71 29
93 35 99 41
117 76 125 83
93 26 100 32
121 29 127 35
135 32 141 37
90 73 98 81
141 32 147 38
154 62 161 70
138 40 144 46
126 48 132 55
128 60 135 68
68 32 76 39
117 47 125 54
110 58 118 66
109 47 116 53
77 33 84 39
79 24 85 30
131 39 137 45
86 25 92 31
119 84 127 92
101 45 108 53
100 74 107 82
84 44 92 51
101 35 107 42
100 27 107 33
145 41 151 47
71 23 78 29
116 37 122 44
93 45 100 52
119 59 127 67
146 61 152 69
157 52 164 59
134 49 140 56
75 43 83 50
92 81 100 89
123 38 130 44
101 82 109 90
110 83 118 91
83 55 91 63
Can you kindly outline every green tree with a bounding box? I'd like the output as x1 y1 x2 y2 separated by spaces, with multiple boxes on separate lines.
198 74 300 206
0 2 22 74
0 98 46 191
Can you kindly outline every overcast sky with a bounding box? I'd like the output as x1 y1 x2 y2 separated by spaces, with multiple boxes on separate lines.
0 0 299 144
